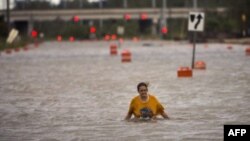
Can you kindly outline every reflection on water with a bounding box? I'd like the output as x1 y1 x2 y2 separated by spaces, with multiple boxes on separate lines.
0 41 249 141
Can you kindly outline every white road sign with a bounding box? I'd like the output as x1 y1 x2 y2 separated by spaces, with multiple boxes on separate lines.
188 12 205 32
117 26 124 35
6 28 19 44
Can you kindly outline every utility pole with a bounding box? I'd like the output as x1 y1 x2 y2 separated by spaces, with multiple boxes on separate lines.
99 0 103 38
193 0 197 9
152 0 156 8
151 0 157 36
99 0 103 8
123 0 127 8
6 0 10 32
163 0 167 27
160 0 167 39
79 0 83 8
63 0 67 9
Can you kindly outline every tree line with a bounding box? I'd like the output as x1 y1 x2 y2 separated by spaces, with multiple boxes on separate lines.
13 0 248 9
1 0 249 41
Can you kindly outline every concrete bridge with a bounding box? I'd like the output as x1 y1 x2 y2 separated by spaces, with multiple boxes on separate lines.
0 8 226 35
1 8 226 21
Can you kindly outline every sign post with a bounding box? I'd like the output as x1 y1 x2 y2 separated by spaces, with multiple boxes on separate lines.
117 26 125 48
188 12 205 69
117 26 124 36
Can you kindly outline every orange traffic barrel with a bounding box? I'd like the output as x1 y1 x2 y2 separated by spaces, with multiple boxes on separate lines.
57 35 62 41
110 44 118 55
177 67 192 77
119 38 124 44
23 46 29 51
227 45 233 50
245 47 250 56
104 34 110 41
133 37 139 42
111 34 117 40
204 44 208 48
69 36 75 42
34 42 39 48
14 48 20 52
121 49 132 62
5 49 12 54
194 61 206 70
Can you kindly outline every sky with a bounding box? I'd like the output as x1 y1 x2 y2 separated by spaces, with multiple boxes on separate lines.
50 0 101 5
0 0 14 9
0 0 101 9
51 0 61 5
45 0 101 5
88 0 101 2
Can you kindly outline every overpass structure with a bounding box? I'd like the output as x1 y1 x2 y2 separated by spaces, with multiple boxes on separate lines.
0 8 226 35
0 8 226 21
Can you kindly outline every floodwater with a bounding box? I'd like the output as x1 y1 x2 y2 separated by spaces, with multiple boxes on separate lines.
0 40 249 141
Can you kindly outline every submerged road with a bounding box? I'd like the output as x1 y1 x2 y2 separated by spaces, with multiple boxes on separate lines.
0 40 249 141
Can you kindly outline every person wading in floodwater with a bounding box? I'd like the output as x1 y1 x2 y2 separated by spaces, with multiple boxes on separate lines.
125 82 169 121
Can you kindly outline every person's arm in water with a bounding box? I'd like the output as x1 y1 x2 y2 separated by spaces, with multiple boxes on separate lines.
161 110 170 119
155 98 170 119
125 108 133 121
151 110 169 120
125 112 132 121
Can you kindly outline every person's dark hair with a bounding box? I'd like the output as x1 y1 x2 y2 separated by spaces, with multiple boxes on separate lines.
137 82 148 91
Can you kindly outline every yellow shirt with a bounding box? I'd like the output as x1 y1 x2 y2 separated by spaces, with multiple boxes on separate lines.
128 94 165 118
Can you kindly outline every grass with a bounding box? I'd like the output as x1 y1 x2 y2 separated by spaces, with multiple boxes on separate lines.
0 37 34 52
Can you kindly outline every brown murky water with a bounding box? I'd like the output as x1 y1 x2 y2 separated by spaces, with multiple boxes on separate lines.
0 41 249 141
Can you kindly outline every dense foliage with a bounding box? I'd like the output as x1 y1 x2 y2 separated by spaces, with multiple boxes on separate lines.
0 0 249 41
